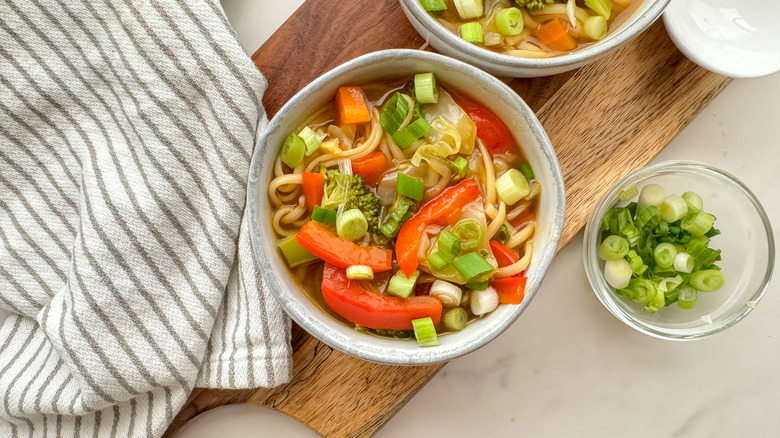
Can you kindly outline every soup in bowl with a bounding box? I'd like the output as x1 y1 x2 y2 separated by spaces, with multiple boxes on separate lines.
400 0 671 77
248 50 565 364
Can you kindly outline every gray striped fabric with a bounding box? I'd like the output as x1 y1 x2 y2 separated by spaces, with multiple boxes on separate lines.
0 0 292 436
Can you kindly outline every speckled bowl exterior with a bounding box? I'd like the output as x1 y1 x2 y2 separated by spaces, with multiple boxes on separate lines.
399 0 671 77
247 49 565 365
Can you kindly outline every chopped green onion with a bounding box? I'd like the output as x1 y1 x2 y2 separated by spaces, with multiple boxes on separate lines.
677 286 697 309
460 290 471 306
494 7 524 36
419 0 447 12
519 161 535 181
674 252 694 273
496 169 530 205
336 208 368 241
437 230 461 260
464 280 490 291
689 269 724 292
388 269 420 298
278 233 318 268
618 183 639 202
460 22 484 43
379 198 415 238
682 191 703 212
413 72 438 104
280 133 305 168
494 224 510 245
584 0 612 18
653 242 677 268
442 307 468 331
453 220 483 251
430 280 463 307
392 117 432 148
299 126 321 156
311 205 337 224
380 92 410 135
598 235 630 261
470 286 499 316
604 259 632 289
450 156 469 181
397 173 425 201
453 252 494 280
453 0 484 19
626 250 646 275
659 195 688 222
658 275 683 293
638 184 666 210
427 251 450 270
681 211 716 237
412 317 440 347
346 265 374 280
619 278 657 304
583 15 608 41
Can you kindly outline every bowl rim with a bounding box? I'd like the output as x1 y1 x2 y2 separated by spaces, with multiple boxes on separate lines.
247 49 566 364
582 160 775 340
399 0 672 72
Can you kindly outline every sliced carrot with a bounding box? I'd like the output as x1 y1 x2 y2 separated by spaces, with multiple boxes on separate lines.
536 19 577 52
335 86 371 126
491 276 527 305
301 172 325 213
351 151 389 187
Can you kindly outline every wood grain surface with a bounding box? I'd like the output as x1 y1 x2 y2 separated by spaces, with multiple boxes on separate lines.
165 0 730 436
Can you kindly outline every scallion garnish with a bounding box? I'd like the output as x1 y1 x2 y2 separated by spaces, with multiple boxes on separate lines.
519 161 535 181
299 126 321 156
494 224 510 245
346 265 374 280
380 92 410 135
311 205 337 224
442 307 468 331
496 169 530 205
427 251 450 270
450 156 469 181
460 22 484 43
419 0 447 12
412 317 439 347
601 184 725 312
452 220 483 251
453 252 494 280
437 230 461 260
494 7 524 36
397 173 424 201
388 269 420 298
413 72 438 104
391 117 432 149
280 133 305 168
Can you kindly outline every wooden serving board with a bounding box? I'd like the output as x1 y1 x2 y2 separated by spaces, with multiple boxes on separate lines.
165 0 730 436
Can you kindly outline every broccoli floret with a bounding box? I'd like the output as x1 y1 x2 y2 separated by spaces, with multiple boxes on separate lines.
322 170 382 233
515 0 557 10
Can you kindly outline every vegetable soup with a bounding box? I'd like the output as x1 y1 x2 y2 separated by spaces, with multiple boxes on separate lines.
420 0 641 58
270 73 539 347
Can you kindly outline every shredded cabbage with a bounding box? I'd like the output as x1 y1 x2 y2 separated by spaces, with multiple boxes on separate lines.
409 90 476 175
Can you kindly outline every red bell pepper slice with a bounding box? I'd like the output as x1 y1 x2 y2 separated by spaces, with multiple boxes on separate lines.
321 264 442 330
301 172 325 213
295 221 392 272
452 93 514 155
491 276 527 305
490 240 526 277
396 179 482 277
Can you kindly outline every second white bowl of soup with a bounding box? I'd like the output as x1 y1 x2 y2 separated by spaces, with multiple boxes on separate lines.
400 0 671 77
248 49 565 364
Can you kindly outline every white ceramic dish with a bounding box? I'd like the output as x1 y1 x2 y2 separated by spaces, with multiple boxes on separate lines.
664 0 780 78
399 0 671 77
247 49 566 365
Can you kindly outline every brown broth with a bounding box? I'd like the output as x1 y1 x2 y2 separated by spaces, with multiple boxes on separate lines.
273 76 540 338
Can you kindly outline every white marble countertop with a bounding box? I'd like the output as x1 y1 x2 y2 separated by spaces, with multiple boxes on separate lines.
4 1 778 437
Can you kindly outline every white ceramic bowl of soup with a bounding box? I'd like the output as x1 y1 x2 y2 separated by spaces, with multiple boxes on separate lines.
399 0 671 77
247 49 565 365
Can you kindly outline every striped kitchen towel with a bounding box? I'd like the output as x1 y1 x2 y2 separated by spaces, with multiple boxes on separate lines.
0 0 292 436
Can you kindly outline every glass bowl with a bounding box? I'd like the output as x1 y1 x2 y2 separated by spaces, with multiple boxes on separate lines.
583 161 774 340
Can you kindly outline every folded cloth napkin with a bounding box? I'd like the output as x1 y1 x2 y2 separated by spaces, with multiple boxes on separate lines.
0 0 292 436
